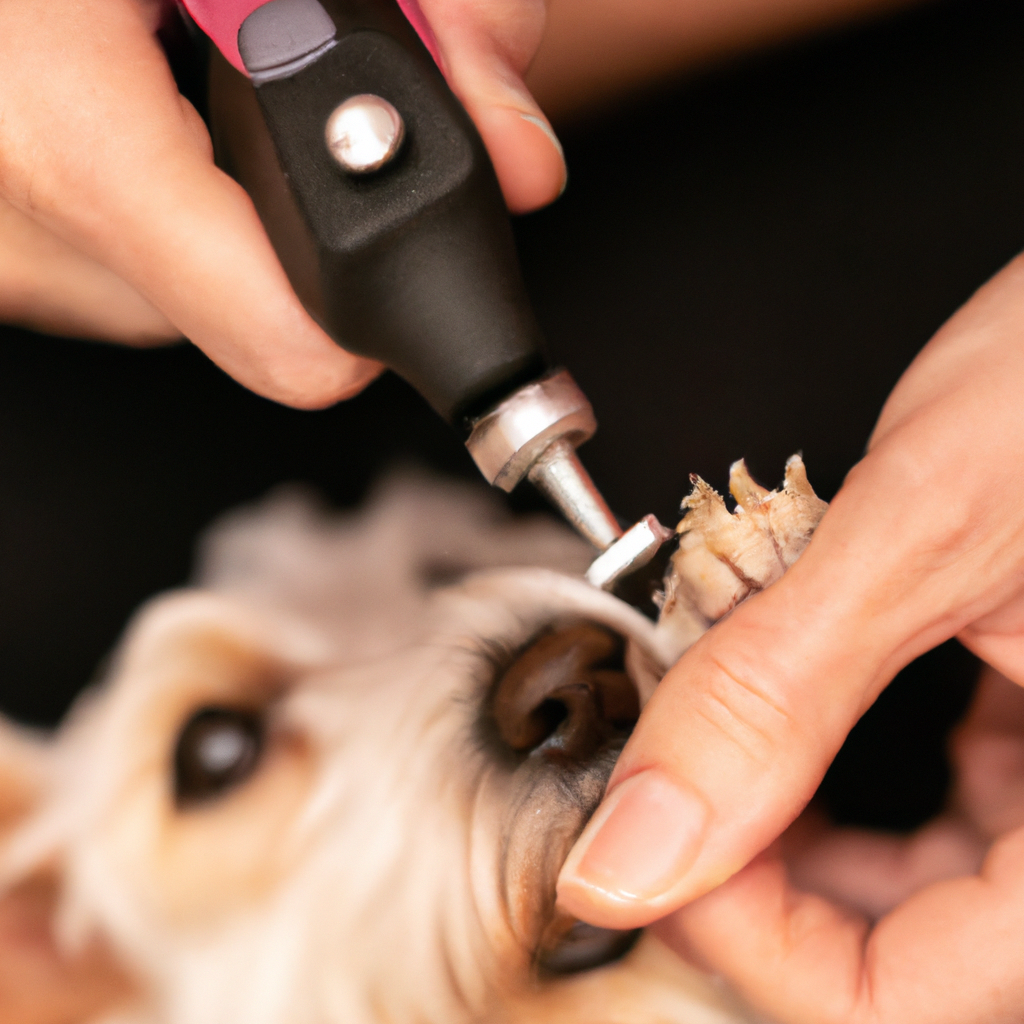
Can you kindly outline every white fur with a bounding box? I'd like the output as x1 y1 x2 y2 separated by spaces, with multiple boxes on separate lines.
0 474 750 1024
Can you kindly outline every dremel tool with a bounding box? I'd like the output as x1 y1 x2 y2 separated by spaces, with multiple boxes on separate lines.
216 0 670 589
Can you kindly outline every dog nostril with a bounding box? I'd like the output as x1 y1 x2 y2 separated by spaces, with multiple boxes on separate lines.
534 698 569 739
491 624 639 761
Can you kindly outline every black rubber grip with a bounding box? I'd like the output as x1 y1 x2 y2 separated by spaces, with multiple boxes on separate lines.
239 0 547 426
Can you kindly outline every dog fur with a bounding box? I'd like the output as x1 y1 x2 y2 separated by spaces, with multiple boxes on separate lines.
0 463 824 1024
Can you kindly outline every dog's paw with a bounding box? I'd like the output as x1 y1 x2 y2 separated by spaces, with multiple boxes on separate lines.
657 454 828 656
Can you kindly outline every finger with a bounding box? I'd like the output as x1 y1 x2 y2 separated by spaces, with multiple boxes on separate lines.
0 0 381 409
405 0 567 212
656 853 872 1024
659 831 1024 1024
787 816 984 920
555 258 1024 930
951 666 1024 839
960 597 1024 690
0 197 178 345
788 667 1024 920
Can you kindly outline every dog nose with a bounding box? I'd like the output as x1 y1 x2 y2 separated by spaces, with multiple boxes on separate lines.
491 623 639 763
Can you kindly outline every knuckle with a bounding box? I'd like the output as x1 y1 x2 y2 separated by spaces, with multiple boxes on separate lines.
689 650 797 767
843 441 981 575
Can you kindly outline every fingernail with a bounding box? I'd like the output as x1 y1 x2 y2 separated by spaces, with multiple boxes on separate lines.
519 112 565 162
518 113 568 198
557 770 708 911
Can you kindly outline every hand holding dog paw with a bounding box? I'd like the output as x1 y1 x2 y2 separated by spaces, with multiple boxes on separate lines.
555 251 1024 952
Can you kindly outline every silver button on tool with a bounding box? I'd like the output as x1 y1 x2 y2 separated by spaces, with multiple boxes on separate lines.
325 95 405 174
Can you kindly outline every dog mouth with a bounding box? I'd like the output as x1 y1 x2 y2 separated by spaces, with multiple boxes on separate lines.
536 919 641 976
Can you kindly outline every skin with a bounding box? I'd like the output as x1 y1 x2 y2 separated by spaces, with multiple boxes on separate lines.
654 666 1024 1023
555 253 1024 1015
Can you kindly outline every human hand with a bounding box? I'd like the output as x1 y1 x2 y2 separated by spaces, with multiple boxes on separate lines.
0 0 563 404
554 251 1024 932
650 664 1024 1023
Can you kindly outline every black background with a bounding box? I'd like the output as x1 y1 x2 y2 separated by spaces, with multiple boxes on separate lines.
0 0 1017 829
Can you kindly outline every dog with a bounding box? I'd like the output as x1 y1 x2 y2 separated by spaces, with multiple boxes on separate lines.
0 462 824 1024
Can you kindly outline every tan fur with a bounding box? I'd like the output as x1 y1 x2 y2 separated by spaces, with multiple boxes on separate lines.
0 464 825 1023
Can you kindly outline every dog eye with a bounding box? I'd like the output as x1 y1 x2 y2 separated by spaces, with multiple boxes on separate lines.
173 707 264 807
538 922 640 976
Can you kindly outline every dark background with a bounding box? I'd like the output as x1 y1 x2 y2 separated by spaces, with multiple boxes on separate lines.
0 0 1016 829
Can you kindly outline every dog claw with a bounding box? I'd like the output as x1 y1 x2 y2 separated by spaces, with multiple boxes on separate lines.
657 454 828 658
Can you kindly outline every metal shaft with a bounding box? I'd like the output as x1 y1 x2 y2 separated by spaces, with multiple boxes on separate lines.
464 371 671 587
526 439 623 551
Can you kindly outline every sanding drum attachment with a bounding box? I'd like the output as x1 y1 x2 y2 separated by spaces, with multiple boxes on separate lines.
466 371 671 590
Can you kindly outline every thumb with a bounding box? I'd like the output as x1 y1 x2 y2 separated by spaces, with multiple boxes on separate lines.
406 0 567 213
555 441 988 930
